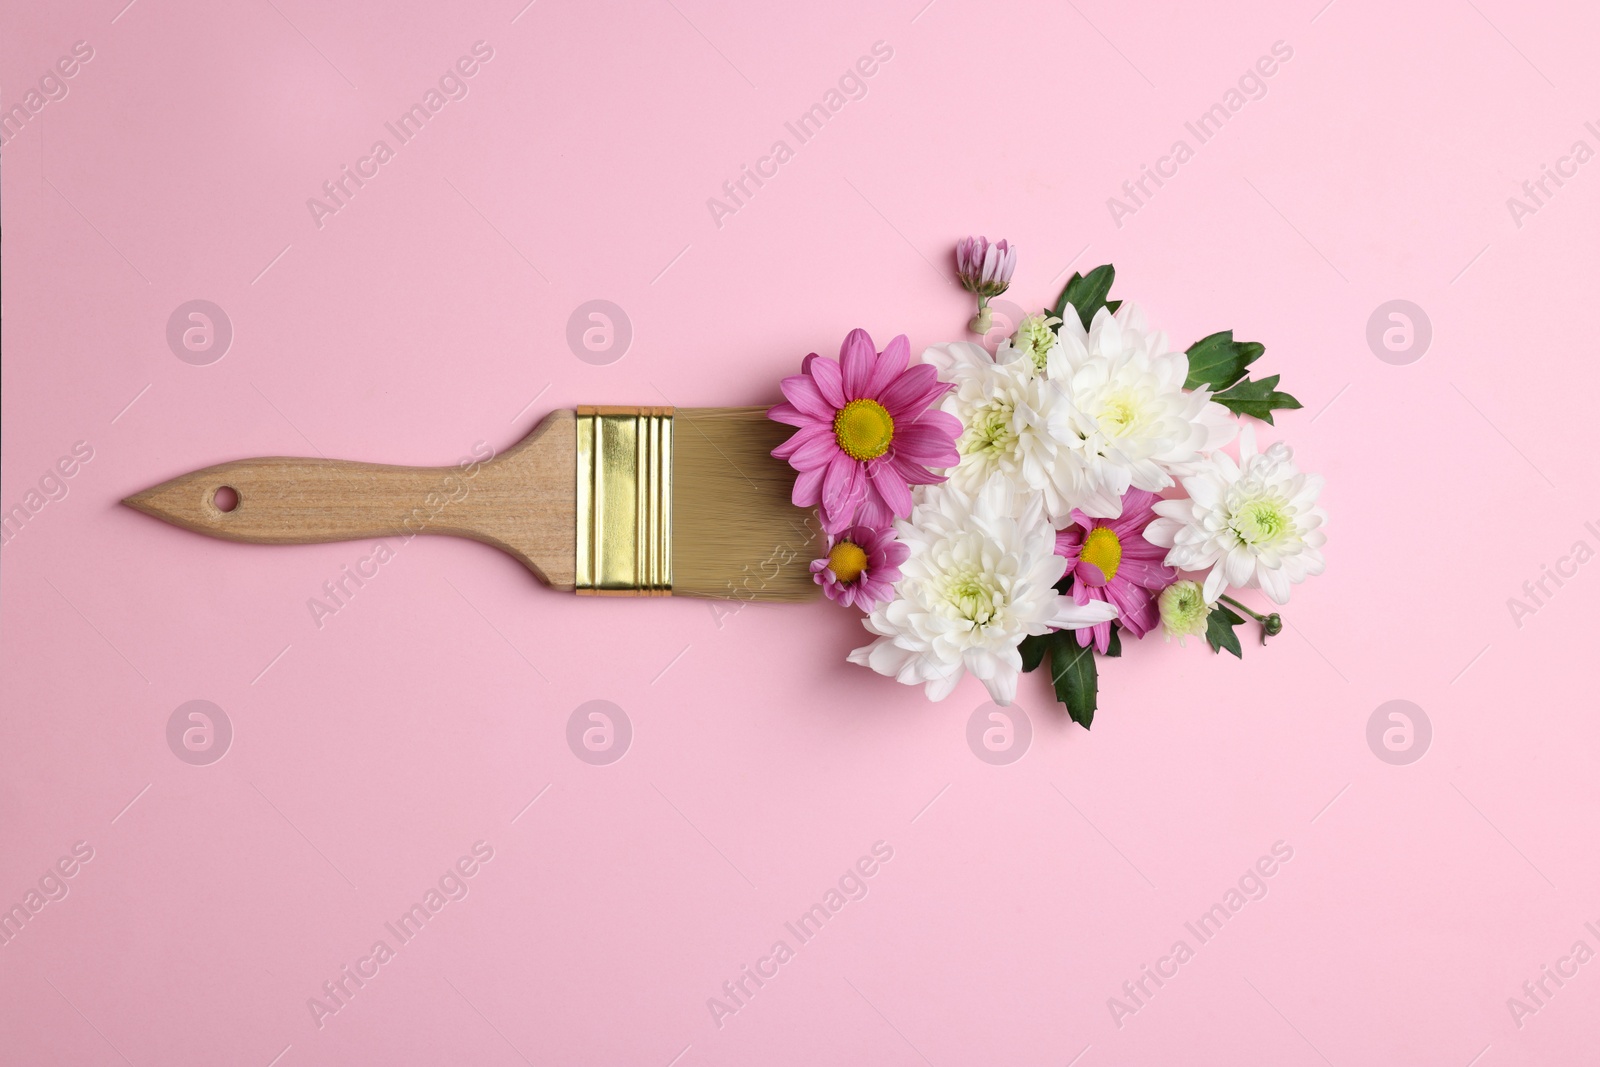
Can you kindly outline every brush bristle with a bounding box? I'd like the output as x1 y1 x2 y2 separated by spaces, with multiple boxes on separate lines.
672 408 821 601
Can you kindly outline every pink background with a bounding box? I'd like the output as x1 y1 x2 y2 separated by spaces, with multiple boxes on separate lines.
3 0 1598 1063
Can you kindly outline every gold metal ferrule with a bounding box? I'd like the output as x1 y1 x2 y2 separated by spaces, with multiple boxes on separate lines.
575 406 673 595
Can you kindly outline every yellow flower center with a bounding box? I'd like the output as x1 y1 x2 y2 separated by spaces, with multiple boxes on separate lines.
1081 526 1123 583
827 540 870 584
833 399 895 461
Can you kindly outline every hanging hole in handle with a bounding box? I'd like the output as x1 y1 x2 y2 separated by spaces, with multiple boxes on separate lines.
213 486 240 513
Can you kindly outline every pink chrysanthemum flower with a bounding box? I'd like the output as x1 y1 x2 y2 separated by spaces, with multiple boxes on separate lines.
811 525 907 610
1055 488 1176 653
770 329 961 533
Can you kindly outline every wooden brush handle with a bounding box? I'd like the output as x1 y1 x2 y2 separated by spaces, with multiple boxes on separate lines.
151 456 497 541
122 411 577 588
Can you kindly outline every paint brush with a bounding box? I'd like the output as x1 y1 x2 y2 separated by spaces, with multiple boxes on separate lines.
122 407 820 601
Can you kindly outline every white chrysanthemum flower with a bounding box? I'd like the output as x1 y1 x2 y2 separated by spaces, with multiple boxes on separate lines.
847 478 1118 705
922 341 1095 523
1045 302 1238 518
1144 428 1327 605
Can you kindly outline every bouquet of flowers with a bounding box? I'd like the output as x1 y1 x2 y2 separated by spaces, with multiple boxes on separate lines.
769 237 1327 727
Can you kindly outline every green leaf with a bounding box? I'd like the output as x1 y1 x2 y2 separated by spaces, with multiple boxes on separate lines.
1050 637 1098 728
1184 330 1264 392
1205 604 1246 659
1104 625 1122 658
1019 633 1053 673
1212 374 1304 424
1049 264 1116 331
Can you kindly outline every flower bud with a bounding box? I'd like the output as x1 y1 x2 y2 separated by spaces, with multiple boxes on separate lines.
1004 312 1062 373
955 236 1016 298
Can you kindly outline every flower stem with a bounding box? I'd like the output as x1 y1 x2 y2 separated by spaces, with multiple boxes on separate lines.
969 297 993 335
1219 594 1264 622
